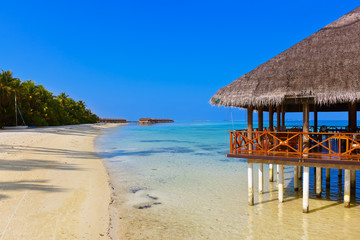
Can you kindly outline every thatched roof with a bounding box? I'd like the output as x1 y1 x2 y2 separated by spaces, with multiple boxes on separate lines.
210 7 360 108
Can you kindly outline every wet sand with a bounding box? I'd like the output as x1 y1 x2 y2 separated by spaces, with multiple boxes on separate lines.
0 124 120 240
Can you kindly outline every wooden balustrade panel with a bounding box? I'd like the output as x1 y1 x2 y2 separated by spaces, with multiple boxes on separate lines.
229 131 360 160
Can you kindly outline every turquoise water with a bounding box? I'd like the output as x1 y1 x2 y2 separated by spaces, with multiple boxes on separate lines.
96 121 360 239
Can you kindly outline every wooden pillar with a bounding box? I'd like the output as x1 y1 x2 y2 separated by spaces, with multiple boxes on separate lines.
314 105 318 132
303 166 310 213
344 169 351 208
349 102 357 132
316 167 322 198
276 106 281 182
281 105 285 131
298 166 302 179
303 104 310 154
278 165 284 202
248 107 253 151
269 106 274 182
294 166 299 191
258 107 263 131
248 163 254 206
351 170 356 190
339 169 343 178
269 106 274 131
326 168 330 189
277 106 281 131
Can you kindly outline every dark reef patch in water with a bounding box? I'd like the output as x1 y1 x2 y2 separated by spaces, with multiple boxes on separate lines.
130 186 147 194
194 153 212 156
102 146 195 158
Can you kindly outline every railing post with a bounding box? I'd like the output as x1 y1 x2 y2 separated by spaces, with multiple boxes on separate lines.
230 132 233 154
299 133 303 157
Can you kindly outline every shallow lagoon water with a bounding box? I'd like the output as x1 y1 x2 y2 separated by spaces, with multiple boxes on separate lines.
96 121 360 239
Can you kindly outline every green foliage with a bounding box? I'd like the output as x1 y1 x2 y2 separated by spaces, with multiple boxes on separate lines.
0 70 99 127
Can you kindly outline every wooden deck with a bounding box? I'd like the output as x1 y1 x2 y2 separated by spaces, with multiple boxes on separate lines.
229 130 360 169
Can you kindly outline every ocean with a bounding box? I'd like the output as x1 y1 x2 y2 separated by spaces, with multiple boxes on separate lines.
96 121 360 239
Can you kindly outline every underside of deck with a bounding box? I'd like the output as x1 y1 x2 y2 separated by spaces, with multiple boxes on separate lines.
227 152 360 169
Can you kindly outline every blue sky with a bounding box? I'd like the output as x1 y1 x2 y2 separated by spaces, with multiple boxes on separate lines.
0 1 358 121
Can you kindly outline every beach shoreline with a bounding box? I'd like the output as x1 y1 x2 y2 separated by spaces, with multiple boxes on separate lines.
0 123 123 240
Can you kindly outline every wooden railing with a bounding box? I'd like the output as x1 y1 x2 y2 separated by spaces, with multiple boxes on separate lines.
230 130 360 159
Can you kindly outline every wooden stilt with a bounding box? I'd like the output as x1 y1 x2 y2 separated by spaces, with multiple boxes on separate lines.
277 165 279 183
268 106 274 182
303 167 310 213
259 163 263 193
257 107 263 193
298 166 302 179
278 164 284 202
351 170 356 190
294 166 299 191
344 169 351 208
248 163 254 206
339 169 343 178
269 164 274 182
326 168 330 189
316 167 322 198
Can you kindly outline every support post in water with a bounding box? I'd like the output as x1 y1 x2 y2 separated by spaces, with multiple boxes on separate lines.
326 168 330 189
294 166 299 191
303 167 310 213
351 170 356 191
269 164 274 182
278 165 284 202
248 162 254 206
316 167 322 198
344 169 351 208
259 163 263 193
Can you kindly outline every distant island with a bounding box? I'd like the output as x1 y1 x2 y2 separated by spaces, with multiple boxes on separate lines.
0 70 99 127
139 118 174 125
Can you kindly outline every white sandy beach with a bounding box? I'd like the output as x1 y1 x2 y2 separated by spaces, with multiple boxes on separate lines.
0 124 119 240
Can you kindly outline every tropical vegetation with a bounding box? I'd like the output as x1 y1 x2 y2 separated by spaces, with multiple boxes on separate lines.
0 70 99 127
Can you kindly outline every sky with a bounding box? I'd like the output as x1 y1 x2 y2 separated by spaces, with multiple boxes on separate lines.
0 1 358 121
